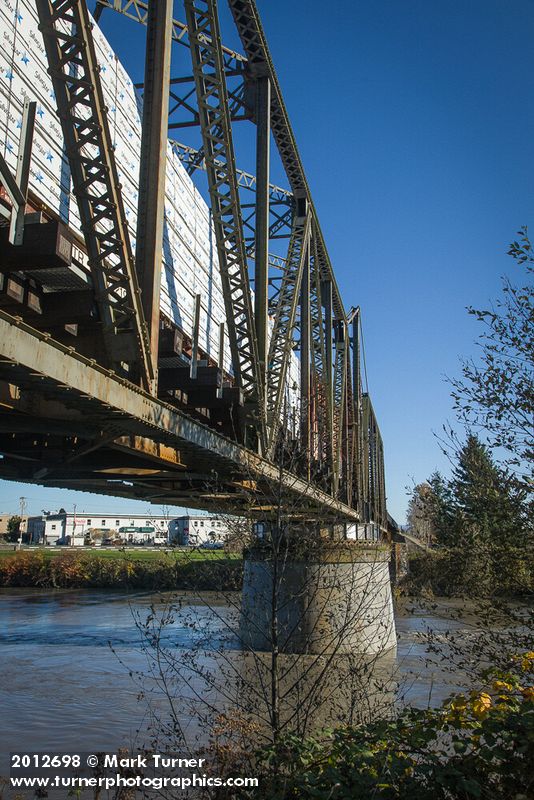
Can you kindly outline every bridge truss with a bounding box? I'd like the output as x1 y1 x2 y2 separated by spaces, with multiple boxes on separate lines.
0 0 387 530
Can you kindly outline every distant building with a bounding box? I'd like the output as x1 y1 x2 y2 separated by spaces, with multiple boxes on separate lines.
0 514 29 536
27 517 45 544
39 512 170 546
168 515 232 546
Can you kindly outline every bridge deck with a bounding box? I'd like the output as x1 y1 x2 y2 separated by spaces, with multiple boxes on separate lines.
0 310 359 522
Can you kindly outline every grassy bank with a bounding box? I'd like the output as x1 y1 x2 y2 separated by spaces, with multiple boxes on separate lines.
0 546 236 562
0 548 243 591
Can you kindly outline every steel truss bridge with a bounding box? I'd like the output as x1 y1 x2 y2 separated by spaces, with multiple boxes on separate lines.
0 0 387 529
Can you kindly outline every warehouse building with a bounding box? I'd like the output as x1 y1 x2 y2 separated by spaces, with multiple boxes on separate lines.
168 515 235 547
37 512 170 546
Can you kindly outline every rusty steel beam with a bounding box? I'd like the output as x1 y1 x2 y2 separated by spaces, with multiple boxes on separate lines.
228 0 346 323
183 0 265 451
135 0 174 381
254 73 271 414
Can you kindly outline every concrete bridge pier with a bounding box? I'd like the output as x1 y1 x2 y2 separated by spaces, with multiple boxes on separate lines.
240 538 397 656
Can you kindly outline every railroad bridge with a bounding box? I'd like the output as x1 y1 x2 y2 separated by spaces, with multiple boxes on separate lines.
0 0 388 530
0 1 396 652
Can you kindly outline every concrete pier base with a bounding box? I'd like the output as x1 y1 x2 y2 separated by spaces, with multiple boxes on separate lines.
240 542 396 655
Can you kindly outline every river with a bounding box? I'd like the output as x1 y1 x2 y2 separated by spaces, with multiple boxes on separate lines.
0 588 497 780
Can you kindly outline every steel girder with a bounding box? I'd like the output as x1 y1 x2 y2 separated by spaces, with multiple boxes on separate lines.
351 309 364 516
362 394 386 528
332 321 349 496
266 213 310 456
0 310 361 521
344 355 355 505
40 0 388 521
227 0 346 324
93 0 346 482
135 0 174 377
183 0 265 448
35 0 153 390
94 0 246 71
0 99 36 245
98 0 346 321
309 231 332 472
228 0 348 488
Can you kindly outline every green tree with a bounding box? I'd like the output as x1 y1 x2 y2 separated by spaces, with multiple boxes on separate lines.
407 483 435 544
450 227 533 487
427 470 456 546
407 437 532 596
407 473 454 545
451 434 526 546
5 515 22 543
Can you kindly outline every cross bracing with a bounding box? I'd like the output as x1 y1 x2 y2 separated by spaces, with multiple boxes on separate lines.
35 0 154 391
0 0 388 530
183 0 264 438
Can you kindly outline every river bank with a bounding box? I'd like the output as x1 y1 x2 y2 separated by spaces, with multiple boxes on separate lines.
0 547 243 590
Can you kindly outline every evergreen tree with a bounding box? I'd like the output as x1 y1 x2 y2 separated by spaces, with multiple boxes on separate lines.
451 434 526 546
427 471 456 546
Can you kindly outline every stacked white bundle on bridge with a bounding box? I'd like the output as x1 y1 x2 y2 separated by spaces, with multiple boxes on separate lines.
0 1 300 419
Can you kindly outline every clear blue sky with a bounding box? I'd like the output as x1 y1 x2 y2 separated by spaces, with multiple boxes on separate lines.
1 0 532 523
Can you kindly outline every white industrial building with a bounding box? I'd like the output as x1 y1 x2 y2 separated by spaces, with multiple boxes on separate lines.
37 512 170 546
168 515 235 546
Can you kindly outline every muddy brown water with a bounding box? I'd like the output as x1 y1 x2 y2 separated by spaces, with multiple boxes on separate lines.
0 588 517 779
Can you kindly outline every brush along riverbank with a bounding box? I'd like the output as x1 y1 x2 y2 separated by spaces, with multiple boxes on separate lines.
0 548 243 590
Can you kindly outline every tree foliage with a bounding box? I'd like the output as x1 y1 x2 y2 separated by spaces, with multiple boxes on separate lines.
450 435 527 545
245 652 534 800
408 437 526 547
406 482 438 545
450 227 533 486
406 436 532 595
4 515 22 543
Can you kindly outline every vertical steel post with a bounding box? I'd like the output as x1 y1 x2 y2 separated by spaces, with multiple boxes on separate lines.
191 294 202 380
362 394 371 523
300 233 311 472
352 308 361 512
323 281 333 381
322 279 334 470
135 0 173 389
36 0 154 388
254 74 271 410
9 99 36 246
218 322 226 371
217 321 225 398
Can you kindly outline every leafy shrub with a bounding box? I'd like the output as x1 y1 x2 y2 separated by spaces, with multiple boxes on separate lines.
403 545 533 598
0 552 243 591
244 653 534 800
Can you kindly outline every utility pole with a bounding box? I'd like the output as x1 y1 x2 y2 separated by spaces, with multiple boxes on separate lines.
17 496 27 549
